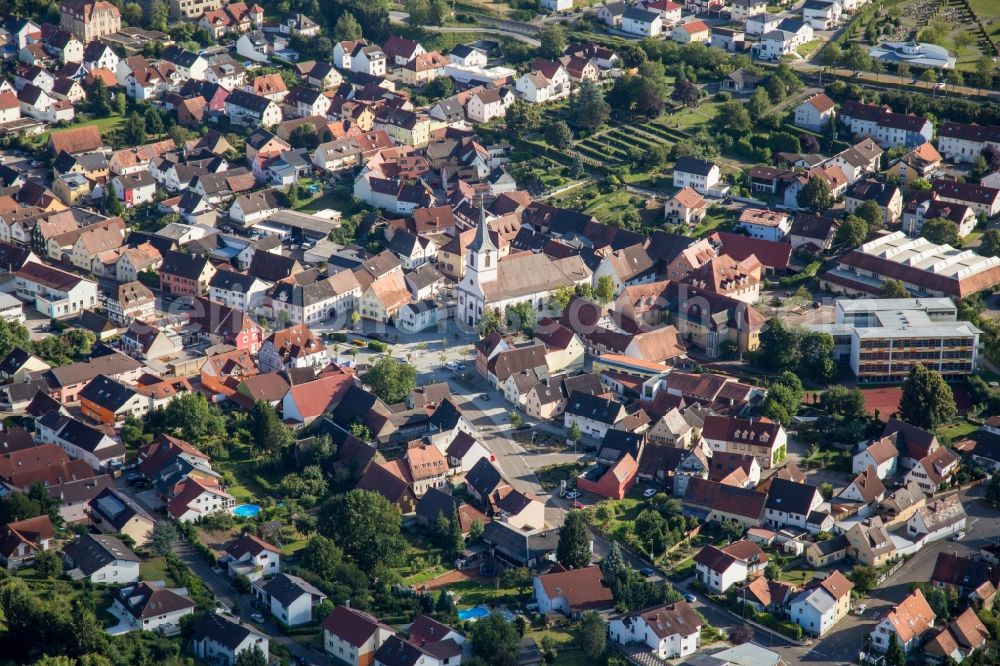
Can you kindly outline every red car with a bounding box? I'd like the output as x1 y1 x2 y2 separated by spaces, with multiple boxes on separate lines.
571 500 584 509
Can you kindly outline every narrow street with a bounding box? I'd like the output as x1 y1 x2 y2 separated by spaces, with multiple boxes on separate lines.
173 539 322 665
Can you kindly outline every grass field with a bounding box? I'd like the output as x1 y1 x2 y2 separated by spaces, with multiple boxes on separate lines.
140 556 178 585
296 186 363 217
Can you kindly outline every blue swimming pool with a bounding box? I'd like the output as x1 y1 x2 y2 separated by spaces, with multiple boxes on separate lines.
233 504 262 518
458 606 490 621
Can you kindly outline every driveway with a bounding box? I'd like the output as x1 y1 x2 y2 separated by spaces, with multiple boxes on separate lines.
173 539 322 665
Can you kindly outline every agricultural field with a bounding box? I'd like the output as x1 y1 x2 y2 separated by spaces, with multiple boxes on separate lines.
572 119 690 167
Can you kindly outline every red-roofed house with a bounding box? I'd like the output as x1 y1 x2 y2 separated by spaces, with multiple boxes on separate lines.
1 515 55 570
795 93 836 131
672 20 710 44
576 453 638 500
322 604 395 666
282 366 355 424
223 534 281 581
167 476 235 523
533 565 614 617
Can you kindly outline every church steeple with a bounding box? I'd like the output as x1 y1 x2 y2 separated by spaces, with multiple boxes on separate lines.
468 198 497 254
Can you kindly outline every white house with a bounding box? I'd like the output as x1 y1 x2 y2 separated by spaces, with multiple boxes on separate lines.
852 436 898 479
904 447 960 494
441 430 492 474
738 208 791 242
466 88 511 123
905 494 966 541
209 269 270 312
794 93 836 131
790 587 839 638
62 533 140 584
351 44 387 76
448 44 488 68
223 534 282 582
110 582 196 636
322 605 395 666
541 0 573 10
563 392 627 441
36 412 125 471
802 0 841 30
869 589 936 654
763 478 822 531
622 7 663 36
254 573 327 627
693 545 748 593
672 156 722 195
515 62 570 104
609 602 702 660
191 611 270 666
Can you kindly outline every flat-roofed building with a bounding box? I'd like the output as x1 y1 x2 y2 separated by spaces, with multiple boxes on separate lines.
807 297 982 381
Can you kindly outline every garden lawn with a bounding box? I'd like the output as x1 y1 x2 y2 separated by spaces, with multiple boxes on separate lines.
35 114 126 146
938 420 979 441
140 557 178 585
296 187 363 216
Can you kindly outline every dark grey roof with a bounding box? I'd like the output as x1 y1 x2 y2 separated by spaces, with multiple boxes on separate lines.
161 45 204 69
765 477 819 515
674 156 716 177
374 635 431 666
465 457 505 498
564 391 623 425
89 487 153 531
63 533 139 575
0 347 35 376
78 374 136 412
260 573 325 607
415 487 461 523
482 522 559 565
190 611 264 651
209 268 263 292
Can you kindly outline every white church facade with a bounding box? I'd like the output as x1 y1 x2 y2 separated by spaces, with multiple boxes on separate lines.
457 205 591 327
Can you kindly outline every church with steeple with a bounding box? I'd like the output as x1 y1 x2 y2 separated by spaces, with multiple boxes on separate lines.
458 204 591 327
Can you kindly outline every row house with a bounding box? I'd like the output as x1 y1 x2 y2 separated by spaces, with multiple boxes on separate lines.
225 88 282 128
839 100 933 149
13 261 97 318
936 121 1000 163
264 269 362 326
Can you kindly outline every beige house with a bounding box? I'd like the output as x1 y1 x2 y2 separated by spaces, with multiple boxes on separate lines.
495 489 545 531
664 187 707 226
845 517 897 567
534 320 585 374
648 408 696 448
360 272 410 324
88 487 155 547
60 0 121 43
0 351 51 383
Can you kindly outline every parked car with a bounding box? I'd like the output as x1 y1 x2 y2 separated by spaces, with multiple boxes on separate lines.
571 500 584 509
565 490 580 500
952 531 965 541
640 567 655 577
684 593 697 603
854 604 866 616
643 488 657 498
250 613 266 623
516 423 531 431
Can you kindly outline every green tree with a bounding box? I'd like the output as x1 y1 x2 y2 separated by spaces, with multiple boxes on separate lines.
144 107 163 137
248 400 293 454
148 520 178 556
468 519 485 542
478 309 503 337
756 319 801 372
799 331 836 382
835 214 867 248
361 356 417 404
713 100 752 135
747 87 770 118
146 392 226 441
319 489 407 572
797 175 834 213
556 511 591 569
820 386 867 420
571 81 610 131
980 228 1000 257
428 0 450 25
886 632 906 666
334 12 363 40
123 112 146 145
349 422 372 442
299 535 344 580
33 549 61 578
406 0 430 25
580 611 606 660
544 120 573 150
594 275 616 304
104 185 123 216
539 24 566 59
921 217 960 245
841 43 872 71
879 279 910 298
149 0 168 31
0 318 30 361
505 301 537 334
856 199 884 233
899 364 957 430
423 75 453 101
500 566 533 594
567 421 581 444
113 92 127 116
505 101 542 139
469 611 520 666
235 645 268 666
849 564 879 593
508 410 522 428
